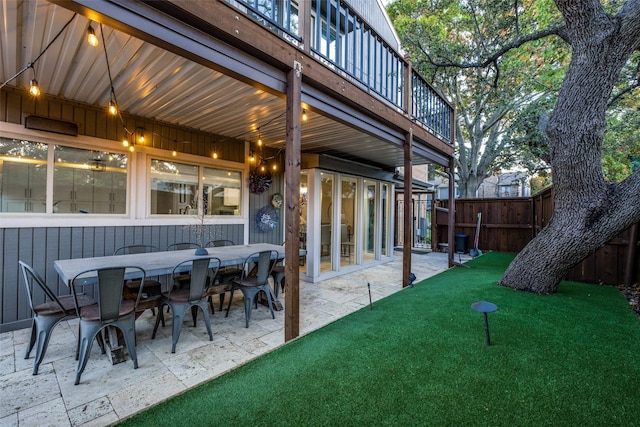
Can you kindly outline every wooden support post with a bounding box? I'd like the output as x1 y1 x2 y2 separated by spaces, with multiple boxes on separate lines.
403 130 413 287
447 163 456 268
402 53 413 288
284 64 302 342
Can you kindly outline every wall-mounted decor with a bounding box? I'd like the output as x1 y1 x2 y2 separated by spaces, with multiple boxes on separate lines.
256 205 278 232
249 168 271 194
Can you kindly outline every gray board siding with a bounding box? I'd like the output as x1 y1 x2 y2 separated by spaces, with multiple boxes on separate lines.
0 223 245 332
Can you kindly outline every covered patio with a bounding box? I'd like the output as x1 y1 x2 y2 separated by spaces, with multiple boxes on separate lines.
0 250 464 425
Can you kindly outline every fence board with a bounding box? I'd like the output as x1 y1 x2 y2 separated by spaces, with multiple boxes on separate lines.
437 187 639 286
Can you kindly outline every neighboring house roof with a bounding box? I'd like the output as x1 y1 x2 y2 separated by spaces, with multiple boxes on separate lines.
498 171 527 185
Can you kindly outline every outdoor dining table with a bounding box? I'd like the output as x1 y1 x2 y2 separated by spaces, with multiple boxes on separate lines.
53 243 289 363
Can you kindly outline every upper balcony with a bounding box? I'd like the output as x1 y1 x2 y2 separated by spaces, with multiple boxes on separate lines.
225 0 453 144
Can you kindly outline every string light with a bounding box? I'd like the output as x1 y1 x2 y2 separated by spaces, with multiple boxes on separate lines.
29 78 40 96
212 150 218 159
87 24 99 47
302 108 308 121
249 151 255 162
137 128 145 144
108 99 117 115
28 65 40 96
257 130 262 147
172 141 177 157
122 137 129 147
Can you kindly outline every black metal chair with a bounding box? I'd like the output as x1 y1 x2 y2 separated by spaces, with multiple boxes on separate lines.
226 250 278 328
72 266 146 385
18 261 95 375
204 239 242 313
114 245 163 318
167 242 201 251
152 257 221 353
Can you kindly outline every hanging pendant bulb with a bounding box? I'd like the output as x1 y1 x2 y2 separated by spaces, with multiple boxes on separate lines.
29 79 41 96
129 144 135 152
122 137 129 147
257 131 262 147
302 109 308 121
249 151 255 162
212 150 218 159
108 100 118 116
87 25 99 47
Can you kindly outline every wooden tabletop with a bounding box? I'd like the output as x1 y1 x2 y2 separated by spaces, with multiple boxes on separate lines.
54 243 285 285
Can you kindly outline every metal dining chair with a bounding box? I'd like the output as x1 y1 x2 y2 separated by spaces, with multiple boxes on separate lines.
18 261 95 375
71 266 146 385
152 257 221 353
167 242 201 251
226 250 278 328
113 245 163 318
204 239 242 313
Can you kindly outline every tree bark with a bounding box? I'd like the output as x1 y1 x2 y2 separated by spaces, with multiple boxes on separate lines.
499 0 640 293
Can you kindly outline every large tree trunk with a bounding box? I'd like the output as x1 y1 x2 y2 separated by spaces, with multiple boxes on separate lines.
498 0 640 293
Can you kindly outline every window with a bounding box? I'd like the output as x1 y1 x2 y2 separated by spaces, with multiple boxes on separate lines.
53 146 128 214
150 159 242 216
203 167 242 215
0 137 47 213
0 138 128 215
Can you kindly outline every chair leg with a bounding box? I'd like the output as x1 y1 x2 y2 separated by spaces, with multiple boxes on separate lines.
170 303 189 353
75 322 101 385
219 293 225 311
263 286 275 319
118 316 138 369
152 302 166 339
225 289 236 317
243 291 255 328
24 321 37 359
198 301 213 342
31 316 62 375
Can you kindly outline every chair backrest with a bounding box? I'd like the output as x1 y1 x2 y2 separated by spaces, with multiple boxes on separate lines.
72 266 145 321
171 257 221 302
167 242 200 251
19 260 65 313
206 239 236 247
114 245 159 255
242 250 278 285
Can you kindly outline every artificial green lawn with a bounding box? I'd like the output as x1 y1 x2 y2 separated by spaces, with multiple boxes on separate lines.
118 252 640 426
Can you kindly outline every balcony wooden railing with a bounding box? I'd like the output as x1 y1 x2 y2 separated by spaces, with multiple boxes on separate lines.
226 0 453 144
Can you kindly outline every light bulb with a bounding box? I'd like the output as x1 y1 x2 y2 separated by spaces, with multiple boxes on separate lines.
172 148 177 157
302 109 308 121
260 165 265 172
122 138 129 147
212 151 218 159
249 152 255 162
29 79 40 96
87 26 99 47
108 100 117 115
129 145 135 152
272 164 277 171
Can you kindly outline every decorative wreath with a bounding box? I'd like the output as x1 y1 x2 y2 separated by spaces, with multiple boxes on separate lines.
256 205 279 232
249 168 272 194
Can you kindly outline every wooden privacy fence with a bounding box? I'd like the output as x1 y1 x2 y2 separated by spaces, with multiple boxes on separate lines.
433 187 639 286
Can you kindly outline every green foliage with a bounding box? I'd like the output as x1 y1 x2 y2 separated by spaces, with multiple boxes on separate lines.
387 0 640 192
387 0 569 197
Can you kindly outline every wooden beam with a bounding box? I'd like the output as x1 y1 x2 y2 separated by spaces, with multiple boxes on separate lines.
284 65 302 342
403 129 413 287
402 54 413 288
